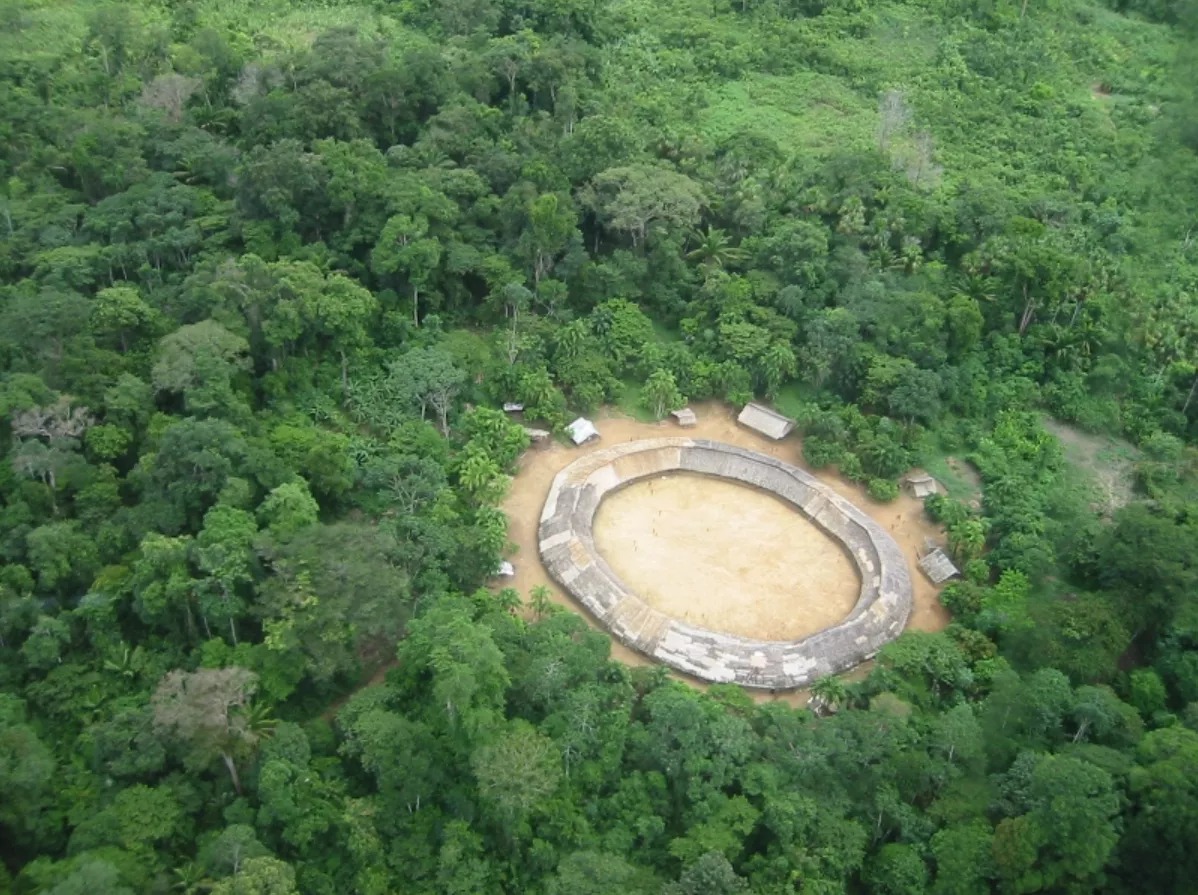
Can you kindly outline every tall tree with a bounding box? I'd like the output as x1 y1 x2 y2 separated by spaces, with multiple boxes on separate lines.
151 320 250 417
151 667 265 794
586 165 705 248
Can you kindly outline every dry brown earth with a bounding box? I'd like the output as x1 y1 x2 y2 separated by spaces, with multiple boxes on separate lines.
500 401 950 701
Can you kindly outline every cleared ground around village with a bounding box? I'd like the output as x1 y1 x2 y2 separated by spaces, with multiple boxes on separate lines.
502 403 949 698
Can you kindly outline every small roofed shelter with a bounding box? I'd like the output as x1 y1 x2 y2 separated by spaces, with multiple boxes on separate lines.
494 561 515 578
502 402 525 412
523 427 551 447
566 417 599 446
807 693 841 717
918 547 960 585
671 407 697 428
737 403 796 440
903 472 943 500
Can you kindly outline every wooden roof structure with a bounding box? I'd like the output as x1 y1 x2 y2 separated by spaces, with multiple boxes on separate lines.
918 547 960 585
737 403 796 440
671 407 697 427
903 472 943 499
566 417 600 445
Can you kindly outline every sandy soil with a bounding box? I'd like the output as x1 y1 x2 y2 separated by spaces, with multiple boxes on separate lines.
594 473 859 641
499 401 950 702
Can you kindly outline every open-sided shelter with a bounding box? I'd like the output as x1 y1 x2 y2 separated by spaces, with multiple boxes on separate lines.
903 472 943 499
918 547 960 585
671 407 698 428
566 417 600 445
737 403 796 440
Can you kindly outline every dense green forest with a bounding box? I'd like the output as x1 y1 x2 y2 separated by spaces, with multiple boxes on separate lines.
3 0 1198 890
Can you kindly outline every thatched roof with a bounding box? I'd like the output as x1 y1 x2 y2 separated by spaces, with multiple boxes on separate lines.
737 403 796 440
671 407 697 427
918 547 959 585
903 472 942 499
566 417 599 445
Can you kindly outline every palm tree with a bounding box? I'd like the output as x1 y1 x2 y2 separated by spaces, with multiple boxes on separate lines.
685 226 748 271
954 272 997 306
810 675 848 714
103 644 141 680
529 585 553 620
239 700 279 746
172 861 212 894
495 587 523 615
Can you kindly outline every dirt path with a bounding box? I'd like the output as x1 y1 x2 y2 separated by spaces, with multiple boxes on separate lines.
320 660 395 722
500 402 949 703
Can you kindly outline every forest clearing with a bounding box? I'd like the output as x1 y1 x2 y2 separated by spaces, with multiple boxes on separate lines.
4 0 1198 889
502 403 949 680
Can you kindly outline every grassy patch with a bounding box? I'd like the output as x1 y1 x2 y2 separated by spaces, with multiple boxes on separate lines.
702 72 876 157
613 379 658 422
1042 416 1140 514
196 0 415 48
1 1 127 62
920 454 983 502
771 383 812 421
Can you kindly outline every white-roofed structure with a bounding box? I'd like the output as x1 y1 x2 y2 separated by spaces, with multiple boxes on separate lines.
737 403 796 440
903 472 943 499
671 407 697 428
566 417 599 445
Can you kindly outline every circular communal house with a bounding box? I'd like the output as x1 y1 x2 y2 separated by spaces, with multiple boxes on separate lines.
537 438 913 689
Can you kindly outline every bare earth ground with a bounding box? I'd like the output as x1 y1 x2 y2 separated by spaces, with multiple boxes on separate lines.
594 473 859 641
500 402 949 702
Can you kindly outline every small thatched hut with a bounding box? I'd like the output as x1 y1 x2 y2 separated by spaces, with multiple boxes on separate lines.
737 403 796 440
671 407 698 428
918 547 960 585
566 417 600 445
903 472 943 499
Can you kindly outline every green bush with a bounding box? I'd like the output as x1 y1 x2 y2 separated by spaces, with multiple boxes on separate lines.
867 478 899 502
838 451 867 483
802 435 845 469
964 558 992 585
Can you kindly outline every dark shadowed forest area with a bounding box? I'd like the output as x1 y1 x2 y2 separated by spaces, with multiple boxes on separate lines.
3 0 1198 891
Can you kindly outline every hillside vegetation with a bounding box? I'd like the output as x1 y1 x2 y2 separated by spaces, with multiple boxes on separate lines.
3 0 1198 891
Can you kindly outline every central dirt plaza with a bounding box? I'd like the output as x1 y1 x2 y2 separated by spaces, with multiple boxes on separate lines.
594 473 859 642
537 437 913 689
